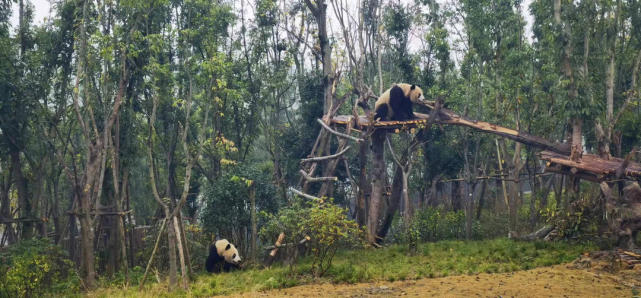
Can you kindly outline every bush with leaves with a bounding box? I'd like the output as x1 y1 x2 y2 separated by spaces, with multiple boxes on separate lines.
0 239 80 297
260 198 365 277
303 200 365 276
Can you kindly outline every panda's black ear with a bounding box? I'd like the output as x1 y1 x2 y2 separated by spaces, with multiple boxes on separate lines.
225 243 231 250
411 84 416 90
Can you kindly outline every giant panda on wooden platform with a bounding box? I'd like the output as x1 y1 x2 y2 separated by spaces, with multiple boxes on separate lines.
374 83 425 121
205 239 242 273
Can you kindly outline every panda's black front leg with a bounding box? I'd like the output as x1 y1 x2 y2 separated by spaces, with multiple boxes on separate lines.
395 99 414 121
374 104 388 121
406 102 416 120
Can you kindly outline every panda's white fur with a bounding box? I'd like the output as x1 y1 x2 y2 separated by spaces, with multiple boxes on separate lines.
374 83 425 121
215 239 241 264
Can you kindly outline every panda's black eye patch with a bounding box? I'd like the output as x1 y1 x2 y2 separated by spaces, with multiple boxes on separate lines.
225 244 231 250
233 254 236 258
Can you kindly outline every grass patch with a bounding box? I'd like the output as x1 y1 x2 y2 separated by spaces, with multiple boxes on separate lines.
87 238 593 297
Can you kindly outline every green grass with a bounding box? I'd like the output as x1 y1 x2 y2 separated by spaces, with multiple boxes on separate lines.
87 238 594 297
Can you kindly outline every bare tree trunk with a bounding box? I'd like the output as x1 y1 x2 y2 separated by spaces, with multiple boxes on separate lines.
10 150 32 239
250 184 257 261
173 216 187 290
147 93 177 289
165 207 178 289
603 1 621 159
553 0 561 24
77 143 101 289
177 212 192 275
377 165 402 239
463 180 473 240
356 138 370 227
401 170 412 225
368 130 386 244
0 167 16 244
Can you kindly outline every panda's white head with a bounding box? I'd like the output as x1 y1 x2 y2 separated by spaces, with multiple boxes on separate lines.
215 239 241 264
407 84 425 103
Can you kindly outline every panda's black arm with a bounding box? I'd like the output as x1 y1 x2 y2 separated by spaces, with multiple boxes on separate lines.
374 104 388 121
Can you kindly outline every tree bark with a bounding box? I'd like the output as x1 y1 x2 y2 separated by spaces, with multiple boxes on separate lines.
356 137 370 227
368 130 386 244
10 150 32 239
377 165 402 240
250 183 257 261
173 216 188 289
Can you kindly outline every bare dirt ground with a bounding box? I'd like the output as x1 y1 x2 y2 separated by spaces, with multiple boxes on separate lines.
231 264 640 297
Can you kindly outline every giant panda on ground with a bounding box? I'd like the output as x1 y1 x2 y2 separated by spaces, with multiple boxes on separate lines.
205 239 242 273
374 83 425 121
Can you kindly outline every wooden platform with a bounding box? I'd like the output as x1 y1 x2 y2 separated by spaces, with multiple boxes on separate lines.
331 112 431 129
540 150 641 182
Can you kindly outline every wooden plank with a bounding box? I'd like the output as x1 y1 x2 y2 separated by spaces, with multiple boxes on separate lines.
540 150 641 181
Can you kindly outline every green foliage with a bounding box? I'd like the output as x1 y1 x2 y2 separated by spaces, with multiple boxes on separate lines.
303 200 365 276
0 239 80 297
259 200 310 247
260 199 365 276
200 163 279 237
390 207 476 243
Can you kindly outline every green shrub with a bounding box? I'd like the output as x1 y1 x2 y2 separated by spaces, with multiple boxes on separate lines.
0 239 80 297
303 200 365 276
260 198 365 276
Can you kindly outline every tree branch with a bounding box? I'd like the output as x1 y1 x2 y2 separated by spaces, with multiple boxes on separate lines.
300 146 351 163
317 118 363 142
299 170 337 182
289 187 322 200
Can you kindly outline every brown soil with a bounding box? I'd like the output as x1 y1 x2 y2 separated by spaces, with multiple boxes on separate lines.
230 264 640 297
